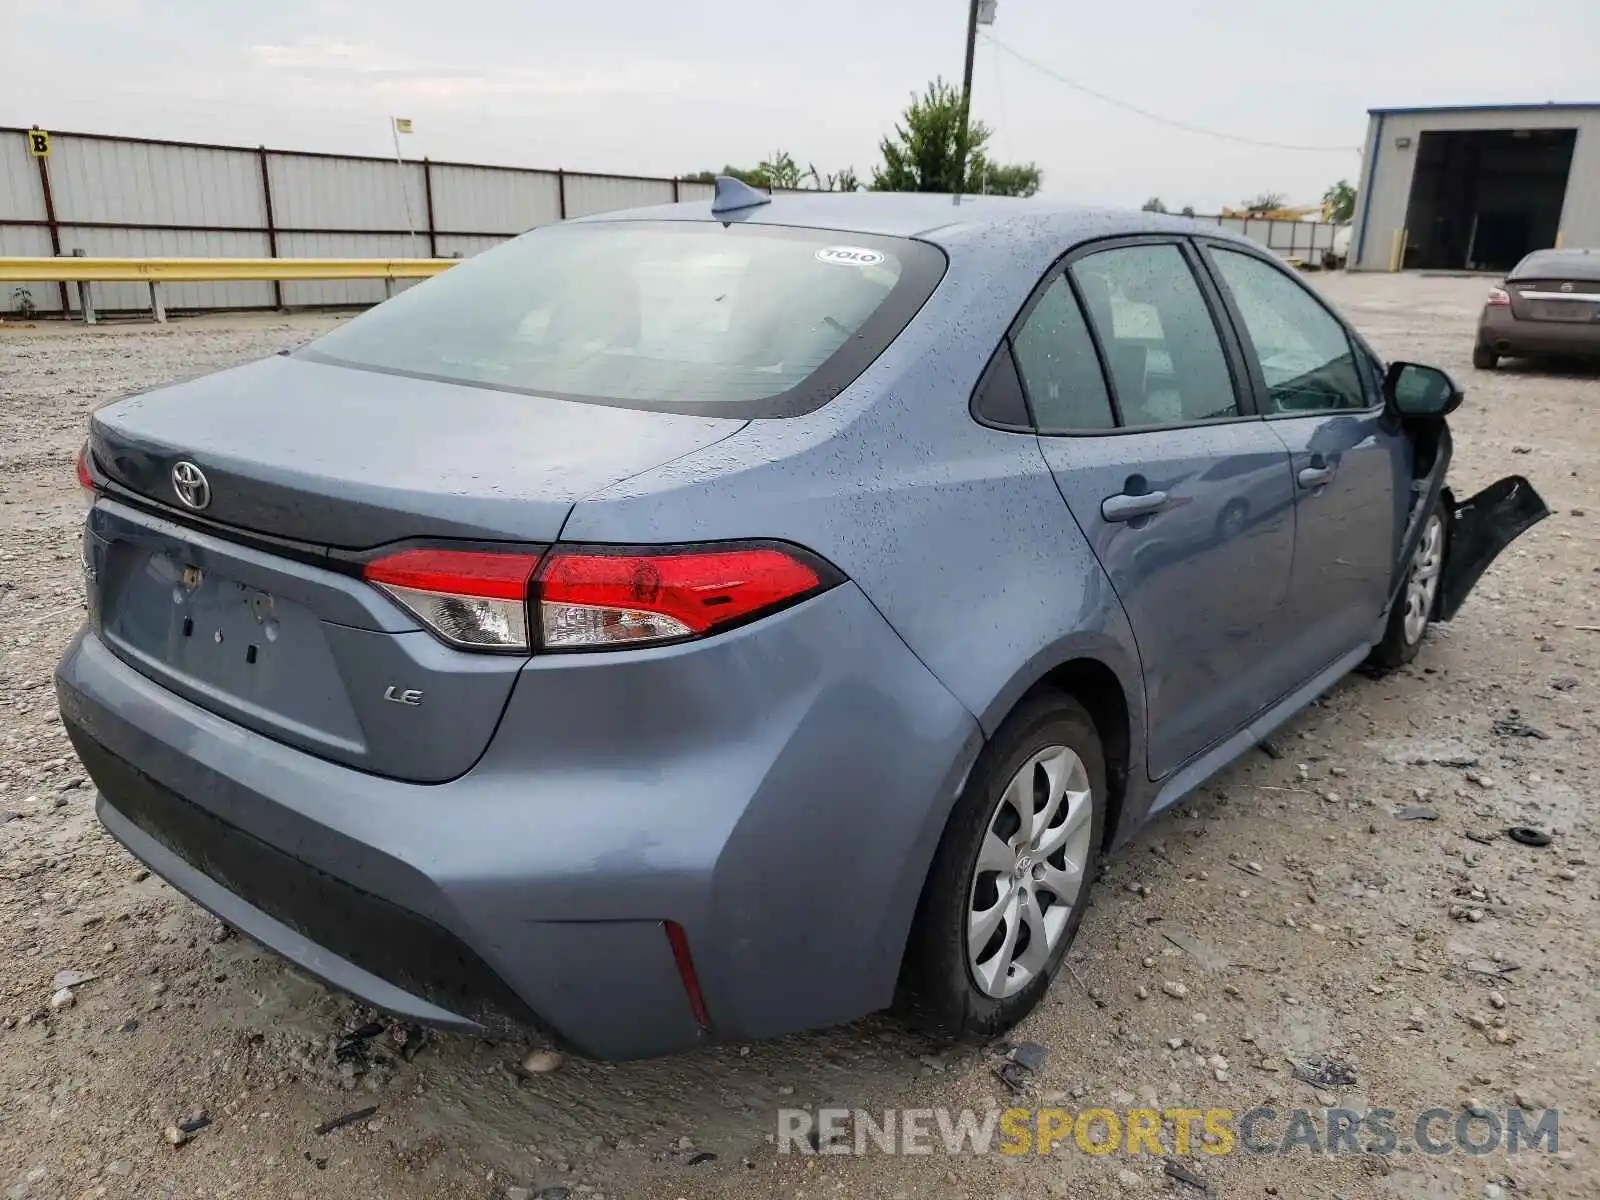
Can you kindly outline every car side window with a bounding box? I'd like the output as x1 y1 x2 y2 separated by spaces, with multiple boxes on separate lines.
1010 275 1116 432
1069 245 1240 427
971 340 1031 428
1208 247 1369 414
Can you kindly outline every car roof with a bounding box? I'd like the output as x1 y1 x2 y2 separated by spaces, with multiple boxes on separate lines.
569 191 1255 255
1509 247 1600 282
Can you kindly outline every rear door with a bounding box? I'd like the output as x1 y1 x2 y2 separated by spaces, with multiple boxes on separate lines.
1198 243 1407 672
1021 238 1298 779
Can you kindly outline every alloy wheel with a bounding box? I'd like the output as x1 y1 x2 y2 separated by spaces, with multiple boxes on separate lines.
966 745 1094 999
1403 513 1444 646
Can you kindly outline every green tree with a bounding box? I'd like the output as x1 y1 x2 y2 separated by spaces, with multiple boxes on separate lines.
823 166 863 192
969 157 1042 197
1180 205 1196 217
1240 191 1289 215
758 150 803 190
1141 197 1168 213
871 77 1041 197
682 165 772 187
1322 178 1357 224
683 156 861 192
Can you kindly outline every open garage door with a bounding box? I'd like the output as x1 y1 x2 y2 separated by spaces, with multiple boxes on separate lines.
1402 129 1575 271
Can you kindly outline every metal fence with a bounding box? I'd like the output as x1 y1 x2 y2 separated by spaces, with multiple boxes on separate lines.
1 125 1342 317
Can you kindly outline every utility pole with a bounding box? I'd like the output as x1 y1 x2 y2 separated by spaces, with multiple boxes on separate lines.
957 0 996 194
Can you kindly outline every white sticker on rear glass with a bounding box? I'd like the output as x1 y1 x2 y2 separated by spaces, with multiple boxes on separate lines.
815 246 885 267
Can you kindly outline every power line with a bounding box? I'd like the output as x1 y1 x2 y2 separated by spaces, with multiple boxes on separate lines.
979 32 1361 154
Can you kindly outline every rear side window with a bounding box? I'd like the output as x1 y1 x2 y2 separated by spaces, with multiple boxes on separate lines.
298 222 946 418
1069 245 1240 428
1208 247 1369 414
1011 275 1115 432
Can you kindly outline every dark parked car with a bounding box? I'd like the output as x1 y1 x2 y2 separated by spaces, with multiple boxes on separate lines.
58 180 1548 1060
1475 247 1600 369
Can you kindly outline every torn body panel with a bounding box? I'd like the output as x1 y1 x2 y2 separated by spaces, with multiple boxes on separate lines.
1436 475 1550 622
1379 420 1549 629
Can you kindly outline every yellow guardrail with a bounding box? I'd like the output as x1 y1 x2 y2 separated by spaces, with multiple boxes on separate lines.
0 256 458 283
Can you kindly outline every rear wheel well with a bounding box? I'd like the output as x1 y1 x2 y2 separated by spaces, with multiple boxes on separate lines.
1034 659 1130 853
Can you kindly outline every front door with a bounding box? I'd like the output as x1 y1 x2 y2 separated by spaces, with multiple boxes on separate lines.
1016 240 1297 779
1200 244 1408 672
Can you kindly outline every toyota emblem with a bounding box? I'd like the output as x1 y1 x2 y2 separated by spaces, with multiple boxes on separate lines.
171 460 211 510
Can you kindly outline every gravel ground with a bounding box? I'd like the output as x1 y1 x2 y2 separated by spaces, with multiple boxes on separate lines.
0 275 1596 1200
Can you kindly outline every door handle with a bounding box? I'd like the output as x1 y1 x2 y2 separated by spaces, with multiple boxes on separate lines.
1102 490 1171 522
1298 465 1333 489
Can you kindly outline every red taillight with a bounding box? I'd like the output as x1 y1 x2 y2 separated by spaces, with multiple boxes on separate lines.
536 544 828 650
1486 287 1511 307
363 548 542 650
362 542 837 653
363 548 540 599
75 442 94 492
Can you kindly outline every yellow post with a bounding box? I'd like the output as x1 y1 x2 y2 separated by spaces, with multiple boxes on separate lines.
1389 229 1402 272
1555 230 1565 248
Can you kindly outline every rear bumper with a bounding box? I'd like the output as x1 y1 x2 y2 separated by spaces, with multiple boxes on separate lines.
1478 308 1600 357
57 583 981 1060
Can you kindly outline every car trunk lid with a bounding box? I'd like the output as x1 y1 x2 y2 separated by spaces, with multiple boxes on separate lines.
89 354 744 547
83 355 745 782
1507 276 1600 324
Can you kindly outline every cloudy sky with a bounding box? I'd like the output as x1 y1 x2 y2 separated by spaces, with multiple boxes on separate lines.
4 0 1597 210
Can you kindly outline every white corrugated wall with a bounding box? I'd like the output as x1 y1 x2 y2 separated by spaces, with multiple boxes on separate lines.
434 233 514 259
1 224 60 314
562 174 674 219
0 132 47 222
275 231 420 306
48 138 265 227
3 127 1358 316
57 226 274 310
429 165 559 234
0 131 61 312
267 154 428 238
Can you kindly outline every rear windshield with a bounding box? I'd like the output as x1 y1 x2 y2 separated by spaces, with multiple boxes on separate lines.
1510 251 1600 281
298 221 946 418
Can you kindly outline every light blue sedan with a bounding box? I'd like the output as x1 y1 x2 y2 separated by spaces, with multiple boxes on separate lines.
58 178 1546 1058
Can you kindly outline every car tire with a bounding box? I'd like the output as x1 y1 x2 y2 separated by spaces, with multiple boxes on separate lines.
1365 497 1449 675
1472 345 1499 370
896 690 1105 1042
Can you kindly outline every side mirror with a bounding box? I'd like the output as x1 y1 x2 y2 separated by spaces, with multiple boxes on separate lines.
1384 361 1463 418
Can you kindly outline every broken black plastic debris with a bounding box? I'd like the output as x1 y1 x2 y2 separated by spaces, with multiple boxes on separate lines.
1492 716 1549 739
333 1020 386 1065
1164 1157 1209 1191
1011 1042 1048 1072
1257 739 1283 760
315 1104 379 1135
1507 826 1553 847
995 1061 1031 1095
1290 1056 1358 1088
686 1152 717 1165
177 1112 211 1135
